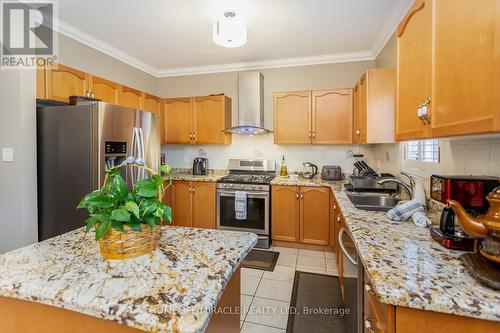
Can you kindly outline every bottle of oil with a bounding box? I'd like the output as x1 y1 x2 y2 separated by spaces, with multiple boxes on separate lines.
279 155 288 177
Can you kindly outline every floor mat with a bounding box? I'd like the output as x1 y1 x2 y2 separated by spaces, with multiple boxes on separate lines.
241 249 279 271
286 271 357 333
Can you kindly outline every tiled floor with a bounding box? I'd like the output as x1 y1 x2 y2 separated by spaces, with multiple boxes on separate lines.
240 246 340 332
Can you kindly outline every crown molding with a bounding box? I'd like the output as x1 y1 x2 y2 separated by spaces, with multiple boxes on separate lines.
156 51 375 77
370 0 414 57
55 19 160 77
54 0 410 78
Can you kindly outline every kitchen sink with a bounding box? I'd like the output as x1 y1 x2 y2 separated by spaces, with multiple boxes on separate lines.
346 193 400 211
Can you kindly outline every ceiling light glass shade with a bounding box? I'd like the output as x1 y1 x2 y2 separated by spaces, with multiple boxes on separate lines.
213 13 247 48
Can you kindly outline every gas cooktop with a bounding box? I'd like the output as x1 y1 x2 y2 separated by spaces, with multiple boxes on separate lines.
217 174 275 185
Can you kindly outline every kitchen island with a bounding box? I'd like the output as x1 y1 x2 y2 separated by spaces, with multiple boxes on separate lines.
0 226 257 333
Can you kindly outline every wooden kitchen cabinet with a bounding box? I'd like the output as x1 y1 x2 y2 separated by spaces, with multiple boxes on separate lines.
354 68 395 144
142 93 162 116
274 89 353 144
163 95 232 145
193 95 232 144
312 89 353 144
271 185 329 245
170 180 216 229
271 186 300 242
89 75 119 104
45 63 90 103
364 271 396 333
119 85 142 109
396 0 500 139
300 187 330 245
274 91 312 144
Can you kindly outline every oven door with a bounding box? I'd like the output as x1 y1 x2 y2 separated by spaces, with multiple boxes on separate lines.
217 189 269 235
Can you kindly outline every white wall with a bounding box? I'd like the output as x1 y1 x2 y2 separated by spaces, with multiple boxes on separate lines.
159 61 377 171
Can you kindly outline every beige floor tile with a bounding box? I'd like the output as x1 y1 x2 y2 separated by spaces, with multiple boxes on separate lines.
241 321 285 333
245 297 290 329
325 251 336 259
241 295 253 321
263 265 296 282
272 246 298 255
296 267 326 275
296 255 326 270
241 275 261 296
276 253 297 267
326 269 339 276
256 278 293 302
326 258 338 271
298 249 325 258
241 267 264 279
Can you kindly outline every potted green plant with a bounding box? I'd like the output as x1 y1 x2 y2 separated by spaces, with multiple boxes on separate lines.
77 163 173 260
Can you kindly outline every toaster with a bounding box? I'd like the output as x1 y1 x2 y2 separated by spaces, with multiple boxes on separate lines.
321 165 342 180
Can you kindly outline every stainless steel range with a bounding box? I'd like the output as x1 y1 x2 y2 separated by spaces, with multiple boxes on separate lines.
217 159 276 248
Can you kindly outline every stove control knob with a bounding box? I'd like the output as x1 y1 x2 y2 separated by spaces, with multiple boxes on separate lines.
257 186 263 190
229 184 233 188
240 184 245 189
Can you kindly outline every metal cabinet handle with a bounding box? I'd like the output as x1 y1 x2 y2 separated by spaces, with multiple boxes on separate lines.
91 92 95 98
300 193 304 199
308 131 312 139
356 129 361 136
338 227 357 266
333 204 337 210
365 319 377 333
365 284 375 295
296 192 299 199
312 132 316 139
417 97 432 125
337 215 341 222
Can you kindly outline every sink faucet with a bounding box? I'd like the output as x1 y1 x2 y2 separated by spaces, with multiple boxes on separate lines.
377 172 415 199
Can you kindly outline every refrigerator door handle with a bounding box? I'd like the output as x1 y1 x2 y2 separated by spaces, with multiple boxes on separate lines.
137 127 146 180
131 127 139 187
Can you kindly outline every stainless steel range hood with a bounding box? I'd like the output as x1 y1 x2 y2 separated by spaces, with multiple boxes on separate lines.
223 71 272 135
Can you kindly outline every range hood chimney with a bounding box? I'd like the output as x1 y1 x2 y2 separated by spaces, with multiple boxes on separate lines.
223 71 272 135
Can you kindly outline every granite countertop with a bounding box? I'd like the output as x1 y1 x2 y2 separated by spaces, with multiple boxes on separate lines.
271 176 500 322
165 169 227 182
0 226 257 332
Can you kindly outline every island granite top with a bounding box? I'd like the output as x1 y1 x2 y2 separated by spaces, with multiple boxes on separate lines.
271 176 500 322
0 226 257 332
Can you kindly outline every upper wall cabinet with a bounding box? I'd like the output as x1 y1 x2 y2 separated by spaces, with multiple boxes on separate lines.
89 76 119 104
354 68 395 144
142 93 162 116
163 95 232 145
119 85 142 109
274 89 353 144
396 0 500 140
44 64 90 103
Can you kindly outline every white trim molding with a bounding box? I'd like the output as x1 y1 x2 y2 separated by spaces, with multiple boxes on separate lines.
54 0 412 78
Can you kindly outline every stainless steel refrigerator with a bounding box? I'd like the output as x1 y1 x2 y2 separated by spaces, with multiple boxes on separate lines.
37 101 161 241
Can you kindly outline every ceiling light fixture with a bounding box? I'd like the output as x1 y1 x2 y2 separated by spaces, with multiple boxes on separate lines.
213 11 247 48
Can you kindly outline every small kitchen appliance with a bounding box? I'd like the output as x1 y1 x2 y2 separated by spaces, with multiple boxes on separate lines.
430 175 499 251
216 159 276 248
301 162 318 179
321 165 342 180
192 157 208 175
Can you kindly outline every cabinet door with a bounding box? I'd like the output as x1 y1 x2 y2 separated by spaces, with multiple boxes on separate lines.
329 194 339 251
366 68 395 143
396 0 432 140
312 89 353 144
274 91 312 144
143 94 161 116
300 186 330 245
46 64 89 103
193 95 231 144
352 83 362 144
172 181 192 227
164 98 193 144
119 85 142 109
432 0 499 136
90 76 118 104
271 186 300 242
192 182 216 229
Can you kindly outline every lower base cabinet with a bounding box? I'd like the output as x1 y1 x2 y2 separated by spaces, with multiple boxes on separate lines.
271 185 330 245
163 180 216 229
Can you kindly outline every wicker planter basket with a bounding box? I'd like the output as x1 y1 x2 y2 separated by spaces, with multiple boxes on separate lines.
98 164 164 260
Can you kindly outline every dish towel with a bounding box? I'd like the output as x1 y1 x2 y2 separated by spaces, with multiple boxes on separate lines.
387 200 431 228
235 191 247 220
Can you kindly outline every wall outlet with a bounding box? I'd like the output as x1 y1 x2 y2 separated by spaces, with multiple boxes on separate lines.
2 148 13 162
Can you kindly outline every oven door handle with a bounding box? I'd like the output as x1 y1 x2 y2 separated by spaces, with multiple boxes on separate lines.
217 190 269 197
339 227 357 266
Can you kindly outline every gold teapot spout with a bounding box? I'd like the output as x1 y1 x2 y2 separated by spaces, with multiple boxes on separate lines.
447 200 488 239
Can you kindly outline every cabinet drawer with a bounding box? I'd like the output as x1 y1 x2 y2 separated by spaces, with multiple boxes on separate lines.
364 272 395 333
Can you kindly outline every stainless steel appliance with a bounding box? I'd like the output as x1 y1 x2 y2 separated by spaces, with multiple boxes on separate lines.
216 159 276 248
192 157 208 175
321 165 342 180
37 101 160 241
301 162 318 179
338 227 363 333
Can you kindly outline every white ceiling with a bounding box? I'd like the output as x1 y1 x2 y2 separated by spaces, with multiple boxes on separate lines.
56 0 412 77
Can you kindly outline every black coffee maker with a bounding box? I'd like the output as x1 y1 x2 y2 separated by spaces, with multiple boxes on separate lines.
430 175 499 251
193 157 208 175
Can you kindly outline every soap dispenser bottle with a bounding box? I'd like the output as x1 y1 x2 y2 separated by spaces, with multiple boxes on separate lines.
280 155 288 177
